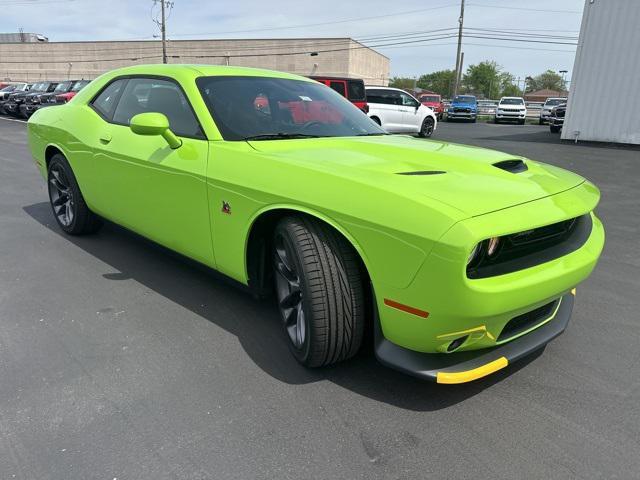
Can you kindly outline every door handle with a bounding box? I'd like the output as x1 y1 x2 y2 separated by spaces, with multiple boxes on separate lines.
99 133 112 144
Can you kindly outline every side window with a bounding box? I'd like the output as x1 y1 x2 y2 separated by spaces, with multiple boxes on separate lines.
400 92 419 107
91 79 127 120
366 89 400 105
112 78 202 138
329 81 346 97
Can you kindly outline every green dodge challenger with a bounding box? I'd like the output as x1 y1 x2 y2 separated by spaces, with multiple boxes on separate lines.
27 65 604 383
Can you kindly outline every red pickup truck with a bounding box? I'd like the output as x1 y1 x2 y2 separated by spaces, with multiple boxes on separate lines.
419 93 445 120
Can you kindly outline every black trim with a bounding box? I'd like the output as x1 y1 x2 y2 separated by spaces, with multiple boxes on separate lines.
374 293 574 382
493 159 528 173
498 299 558 342
397 170 446 176
468 214 592 279
88 74 207 140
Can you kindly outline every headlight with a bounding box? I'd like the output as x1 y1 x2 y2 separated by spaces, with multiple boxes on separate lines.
467 243 481 266
487 237 500 257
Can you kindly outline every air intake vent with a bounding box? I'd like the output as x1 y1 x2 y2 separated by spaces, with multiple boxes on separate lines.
493 159 528 173
397 170 446 176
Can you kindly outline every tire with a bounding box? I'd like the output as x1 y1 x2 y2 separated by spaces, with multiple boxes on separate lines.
272 216 365 367
371 116 381 126
47 154 102 235
471 117 477 123
519 119 526 125
550 125 560 133
494 117 499 124
418 116 435 137
539 118 544 125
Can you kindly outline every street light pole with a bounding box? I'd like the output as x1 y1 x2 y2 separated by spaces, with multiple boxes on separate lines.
453 0 465 97
559 69 568 94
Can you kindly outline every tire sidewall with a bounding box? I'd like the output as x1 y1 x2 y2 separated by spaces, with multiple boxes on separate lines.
47 155 79 233
419 116 434 137
273 222 314 364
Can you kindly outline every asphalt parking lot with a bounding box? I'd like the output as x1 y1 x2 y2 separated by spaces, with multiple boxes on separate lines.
1 117 638 479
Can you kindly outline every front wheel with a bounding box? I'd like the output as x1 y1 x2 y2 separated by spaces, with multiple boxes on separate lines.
272 216 366 367
418 116 435 137
550 125 561 133
47 154 102 235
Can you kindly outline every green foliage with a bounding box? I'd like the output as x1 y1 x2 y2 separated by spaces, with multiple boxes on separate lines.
462 61 503 98
389 77 417 89
527 69 565 92
416 70 457 97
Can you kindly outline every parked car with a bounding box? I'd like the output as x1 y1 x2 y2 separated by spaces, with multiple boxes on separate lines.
0 83 31 113
27 65 604 383
365 86 437 137
446 95 478 122
418 93 444 120
309 76 368 112
5 81 58 117
25 79 91 116
494 97 527 124
549 103 567 133
539 97 567 124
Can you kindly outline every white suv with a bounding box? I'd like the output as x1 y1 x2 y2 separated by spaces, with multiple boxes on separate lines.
365 87 437 137
494 97 527 125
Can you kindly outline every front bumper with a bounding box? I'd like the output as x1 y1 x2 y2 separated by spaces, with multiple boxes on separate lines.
19 103 40 117
448 111 477 119
496 111 526 120
376 291 574 383
550 118 564 126
4 102 20 115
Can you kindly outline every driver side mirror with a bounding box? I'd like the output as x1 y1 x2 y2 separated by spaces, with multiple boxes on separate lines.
130 112 182 149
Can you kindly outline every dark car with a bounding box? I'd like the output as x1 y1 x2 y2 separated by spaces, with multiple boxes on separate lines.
0 83 31 114
5 81 58 117
549 103 567 133
44 79 91 106
309 76 368 112
21 79 89 117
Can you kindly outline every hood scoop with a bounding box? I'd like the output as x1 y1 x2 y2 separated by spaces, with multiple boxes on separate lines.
397 170 446 176
493 159 528 173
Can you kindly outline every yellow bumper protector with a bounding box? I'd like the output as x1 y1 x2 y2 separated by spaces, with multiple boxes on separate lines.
436 357 509 384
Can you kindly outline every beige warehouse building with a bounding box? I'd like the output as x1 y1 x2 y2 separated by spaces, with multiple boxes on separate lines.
0 37 389 85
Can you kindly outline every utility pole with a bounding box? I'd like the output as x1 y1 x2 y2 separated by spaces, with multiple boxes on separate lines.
453 0 465 97
456 51 464 94
160 0 167 64
153 1 173 64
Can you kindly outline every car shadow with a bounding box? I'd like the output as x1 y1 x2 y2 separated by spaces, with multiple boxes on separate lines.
24 202 542 411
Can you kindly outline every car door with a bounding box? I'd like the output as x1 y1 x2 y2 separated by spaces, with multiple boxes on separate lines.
398 91 422 132
366 89 404 131
87 76 214 267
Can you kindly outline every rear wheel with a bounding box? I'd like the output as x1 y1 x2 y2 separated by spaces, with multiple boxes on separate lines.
47 154 102 235
418 116 435 137
273 216 365 367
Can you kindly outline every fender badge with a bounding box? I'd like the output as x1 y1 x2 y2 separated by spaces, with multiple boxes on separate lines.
221 201 231 214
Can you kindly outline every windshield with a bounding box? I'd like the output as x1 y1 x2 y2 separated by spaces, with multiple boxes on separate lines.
54 81 72 93
0 86 15 92
544 98 565 106
72 80 90 92
500 98 524 105
454 95 476 104
31 83 47 92
420 95 439 102
197 76 385 141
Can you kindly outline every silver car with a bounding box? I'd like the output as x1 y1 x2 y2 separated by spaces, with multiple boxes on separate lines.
539 97 567 124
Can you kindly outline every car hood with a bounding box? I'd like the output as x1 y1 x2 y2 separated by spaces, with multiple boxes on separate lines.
248 135 584 218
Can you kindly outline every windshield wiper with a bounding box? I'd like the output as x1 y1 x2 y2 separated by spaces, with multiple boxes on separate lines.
243 133 321 141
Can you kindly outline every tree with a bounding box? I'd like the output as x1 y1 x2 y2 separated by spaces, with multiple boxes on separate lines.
498 72 521 97
462 61 502 99
389 77 416 89
416 69 456 97
527 70 565 92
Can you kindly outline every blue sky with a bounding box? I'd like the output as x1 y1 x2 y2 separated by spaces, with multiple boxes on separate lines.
0 0 585 81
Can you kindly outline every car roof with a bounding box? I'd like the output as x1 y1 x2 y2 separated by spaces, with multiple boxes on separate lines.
96 64 313 83
500 96 524 100
364 86 404 91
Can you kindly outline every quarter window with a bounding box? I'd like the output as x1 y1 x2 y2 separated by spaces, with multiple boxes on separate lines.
112 78 203 138
91 79 127 120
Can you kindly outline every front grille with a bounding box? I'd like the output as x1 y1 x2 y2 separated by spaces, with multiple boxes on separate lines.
467 214 592 279
454 107 471 113
498 299 558 341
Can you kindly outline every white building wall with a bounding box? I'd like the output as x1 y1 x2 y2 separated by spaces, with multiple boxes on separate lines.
562 0 640 144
